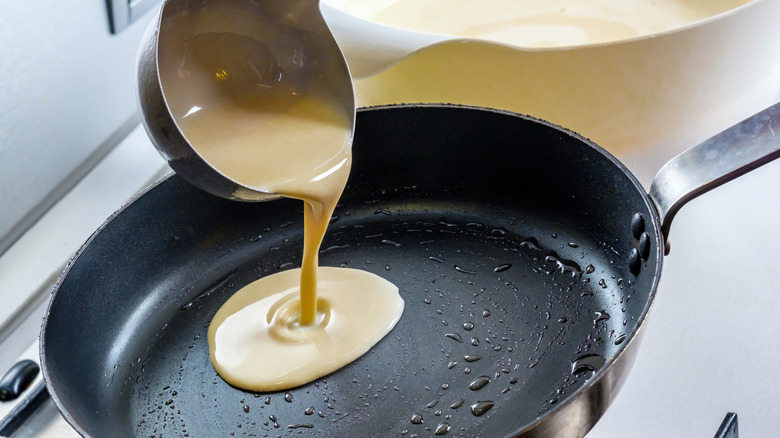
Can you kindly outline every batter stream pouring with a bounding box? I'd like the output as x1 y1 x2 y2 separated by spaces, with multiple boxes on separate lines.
136 0 403 391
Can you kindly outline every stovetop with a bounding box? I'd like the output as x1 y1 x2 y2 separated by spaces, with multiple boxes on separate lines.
1 118 779 437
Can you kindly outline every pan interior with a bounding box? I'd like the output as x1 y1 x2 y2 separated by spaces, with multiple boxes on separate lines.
41 105 660 437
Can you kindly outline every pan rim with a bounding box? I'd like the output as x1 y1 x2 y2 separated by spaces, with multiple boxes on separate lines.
38 168 174 438
39 103 666 437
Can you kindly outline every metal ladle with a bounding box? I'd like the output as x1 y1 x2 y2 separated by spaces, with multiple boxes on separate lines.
137 0 354 201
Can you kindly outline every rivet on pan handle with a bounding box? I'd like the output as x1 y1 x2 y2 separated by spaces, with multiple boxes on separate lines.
649 102 780 254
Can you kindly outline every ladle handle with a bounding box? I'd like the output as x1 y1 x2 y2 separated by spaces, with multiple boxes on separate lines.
319 3 448 79
649 102 780 251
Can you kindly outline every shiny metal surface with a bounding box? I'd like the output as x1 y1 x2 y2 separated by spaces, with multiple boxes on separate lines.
714 413 739 438
520 328 644 437
649 102 780 247
136 0 354 202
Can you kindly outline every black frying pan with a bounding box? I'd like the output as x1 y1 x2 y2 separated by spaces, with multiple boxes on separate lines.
40 104 780 437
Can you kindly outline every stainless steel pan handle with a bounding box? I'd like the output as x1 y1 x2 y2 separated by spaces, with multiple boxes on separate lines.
649 102 780 253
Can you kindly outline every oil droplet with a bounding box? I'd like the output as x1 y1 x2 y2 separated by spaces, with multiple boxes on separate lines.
470 401 494 417
381 239 401 247
454 265 476 275
469 376 490 390
447 361 458 369
493 264 512 273
411 414 423 424
427 399 439 408
464 355 481 363
243 405 250 413
288 424 314 429
264 396 271 404
284 393 294 403
440 219 458 228
585 264 595 274
450 399 464 409
598 278 608 289
445 333 463 343
520 238 541 250
428 256 445 263
482 310 491 318
470 337 479 346
278 261 295 270
571 354 606 376
434 423 451 435
545 254 582 276
615 334 627 345
594 310 611 324
304 406 315 415
462 322 474 331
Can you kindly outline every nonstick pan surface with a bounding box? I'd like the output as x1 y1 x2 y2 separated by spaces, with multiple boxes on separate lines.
41 105 663 437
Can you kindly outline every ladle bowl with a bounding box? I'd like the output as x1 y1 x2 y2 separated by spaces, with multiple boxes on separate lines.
137 0 355 202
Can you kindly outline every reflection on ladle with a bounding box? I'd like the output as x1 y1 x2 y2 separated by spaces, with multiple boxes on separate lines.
174 32 292 116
